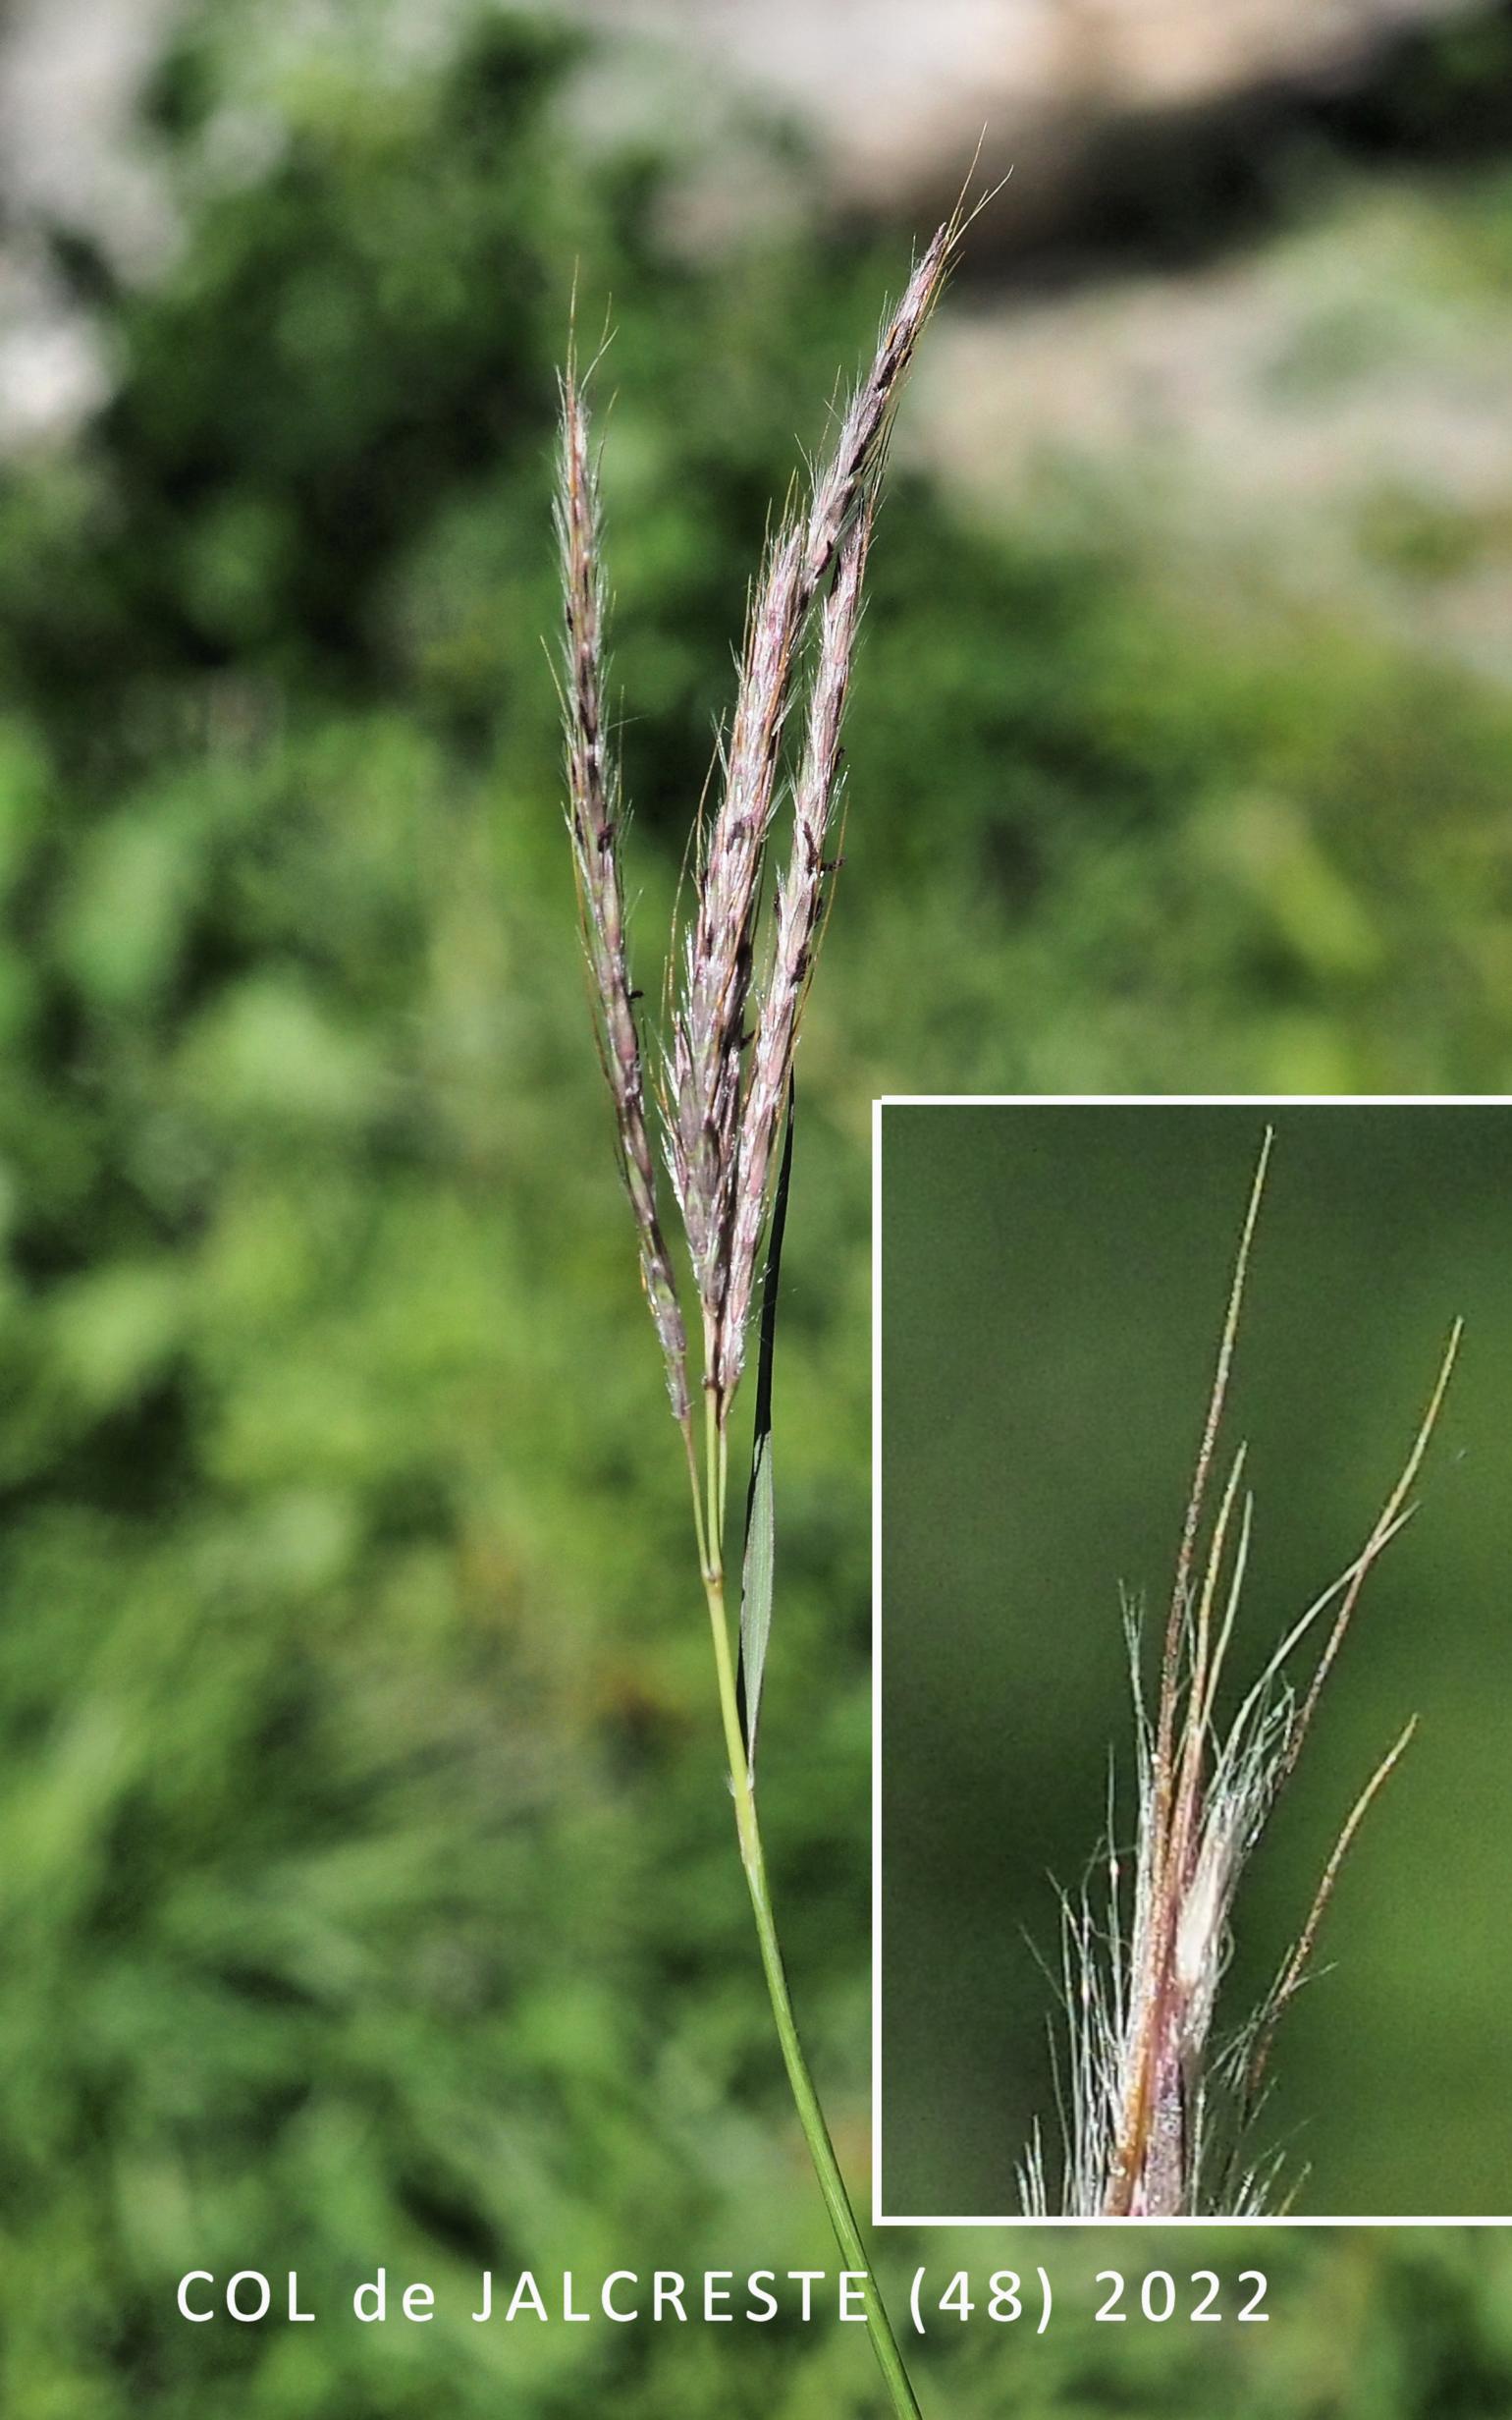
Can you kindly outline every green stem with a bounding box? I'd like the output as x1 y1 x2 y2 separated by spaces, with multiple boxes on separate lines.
695 1413 923 2420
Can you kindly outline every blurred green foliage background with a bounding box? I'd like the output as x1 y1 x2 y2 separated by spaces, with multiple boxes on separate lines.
881 1104 1512 2220
0 0 1511 2410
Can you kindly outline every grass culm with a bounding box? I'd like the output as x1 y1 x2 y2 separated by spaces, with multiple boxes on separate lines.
556 206 976 2418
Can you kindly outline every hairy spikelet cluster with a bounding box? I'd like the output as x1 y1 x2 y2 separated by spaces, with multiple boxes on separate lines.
558 361 691 1424
1022 1134 1460 2219
558 214 962 1442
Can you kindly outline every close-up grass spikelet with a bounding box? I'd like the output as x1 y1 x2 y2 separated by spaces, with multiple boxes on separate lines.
1023 1132 1461 2220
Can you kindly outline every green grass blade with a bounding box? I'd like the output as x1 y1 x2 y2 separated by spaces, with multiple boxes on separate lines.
739 1434 776 1771
738 1082 795 1770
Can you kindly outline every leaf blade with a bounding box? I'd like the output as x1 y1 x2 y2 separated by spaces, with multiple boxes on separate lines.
737 1081 795 1772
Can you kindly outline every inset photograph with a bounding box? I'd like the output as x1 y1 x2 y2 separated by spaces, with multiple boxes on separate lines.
877 1100 1511 2221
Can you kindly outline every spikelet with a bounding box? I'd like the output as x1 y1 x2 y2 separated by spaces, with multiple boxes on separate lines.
556 346 691 1425
1029 1134 1460 2218
672 216 961 1409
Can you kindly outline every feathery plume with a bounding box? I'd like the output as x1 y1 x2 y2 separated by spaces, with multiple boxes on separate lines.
720 508 870 1397
671 213 961 1409
557 345 690 1426
669 512 806 1383
561 214 964 1435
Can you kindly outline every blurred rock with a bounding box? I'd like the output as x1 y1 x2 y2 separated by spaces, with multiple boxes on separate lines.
563 0 1483 211
904 180 1512 680
0 0 1494 452
0 0 175 251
